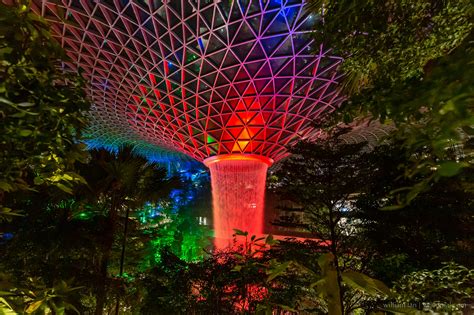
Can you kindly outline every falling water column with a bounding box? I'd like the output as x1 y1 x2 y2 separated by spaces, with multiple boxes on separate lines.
204 154 273 249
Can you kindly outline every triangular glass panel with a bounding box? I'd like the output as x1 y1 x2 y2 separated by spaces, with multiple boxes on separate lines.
274 36 293 57
234 42 255 62
274 78 289 93
215 86 230 99
207 33 226 53
266 12 289 36
222 65 239 80
234 82 249 95
255 63 272 78
261 10 278 33
245 61 265 77
247 14 261 34
227 86 239 98
235 66 249 82
208 50 226 66
234 22 254 44
283 7 300 28
260 36 284 55
269 58 287 73
222 52 239 68
254 79 269 92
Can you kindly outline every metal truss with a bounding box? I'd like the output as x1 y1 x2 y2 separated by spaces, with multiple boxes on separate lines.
32 0 343 162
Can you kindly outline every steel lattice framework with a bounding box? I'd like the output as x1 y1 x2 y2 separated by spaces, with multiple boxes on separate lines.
32 0 342 162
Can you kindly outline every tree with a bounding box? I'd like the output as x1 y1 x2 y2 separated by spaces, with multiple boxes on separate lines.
0 147 184 314
269 139 391 314
269 138 473 313
392 262 474 308
354 161 474 284
0 277 83 315
308 0 471 97
308 1 473 203
0 194 108 314
75 147 180 315
138 204 213 266
0 3 90 218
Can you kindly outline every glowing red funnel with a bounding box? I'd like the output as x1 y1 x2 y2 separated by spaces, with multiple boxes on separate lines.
204 155 273 249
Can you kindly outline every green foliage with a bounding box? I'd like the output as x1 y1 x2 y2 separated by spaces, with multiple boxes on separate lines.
309 0 472 97
140 246 270 315
309 0 473 204
269 139 472 312
0 207 23 223
341 271 391 297
0 196 110 314
265 253 391 315
138 204 212 265
270 139 370 209
269 139 384 313
74 147 180 314
0 3 90 207
355 163 474 283
392 262 474 304
1 147 181 314
0 276 82 315
77 148 179 209
380 36 473 204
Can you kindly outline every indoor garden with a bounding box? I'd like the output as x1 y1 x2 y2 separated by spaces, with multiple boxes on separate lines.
0 1 472 314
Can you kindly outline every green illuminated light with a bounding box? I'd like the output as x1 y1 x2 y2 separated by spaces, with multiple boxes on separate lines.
207 134 215 144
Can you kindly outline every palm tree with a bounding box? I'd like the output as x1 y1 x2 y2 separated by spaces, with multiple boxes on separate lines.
76 146 180 315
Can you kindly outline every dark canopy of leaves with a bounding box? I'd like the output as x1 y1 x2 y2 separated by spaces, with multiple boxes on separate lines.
0 4 90 209
308 0 473 204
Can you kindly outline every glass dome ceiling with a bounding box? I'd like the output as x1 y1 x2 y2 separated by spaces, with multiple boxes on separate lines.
32 0 343 162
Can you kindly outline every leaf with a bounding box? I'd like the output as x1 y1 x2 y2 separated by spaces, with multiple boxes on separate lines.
342 270 392 297
0 292 16 297
438 100 455 115
55 183 73 194
265 234 278 246
292 261 319 278
25 300 44 313
437 161 463 177
33 177 44 185
9 112 26 118
0 297 14 311
0 207 24 222
63 302 80 314
18 130 33 137
0 303 17 315
17 102 35 107
310 278 325 290
0 182 13 192
0 97 13 105
317 253 334 275
380 204 405 211
233 229 248 236
267 261 290 282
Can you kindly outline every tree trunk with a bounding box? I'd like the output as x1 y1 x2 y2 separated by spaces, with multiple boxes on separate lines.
328 204 345 315
95 194 118 315
94 258 108 315
114 206 130 315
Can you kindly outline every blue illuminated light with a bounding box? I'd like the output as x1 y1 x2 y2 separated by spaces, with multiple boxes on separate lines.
198 38 205 52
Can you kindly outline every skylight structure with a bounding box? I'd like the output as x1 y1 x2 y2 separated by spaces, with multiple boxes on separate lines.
32 0 343 246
